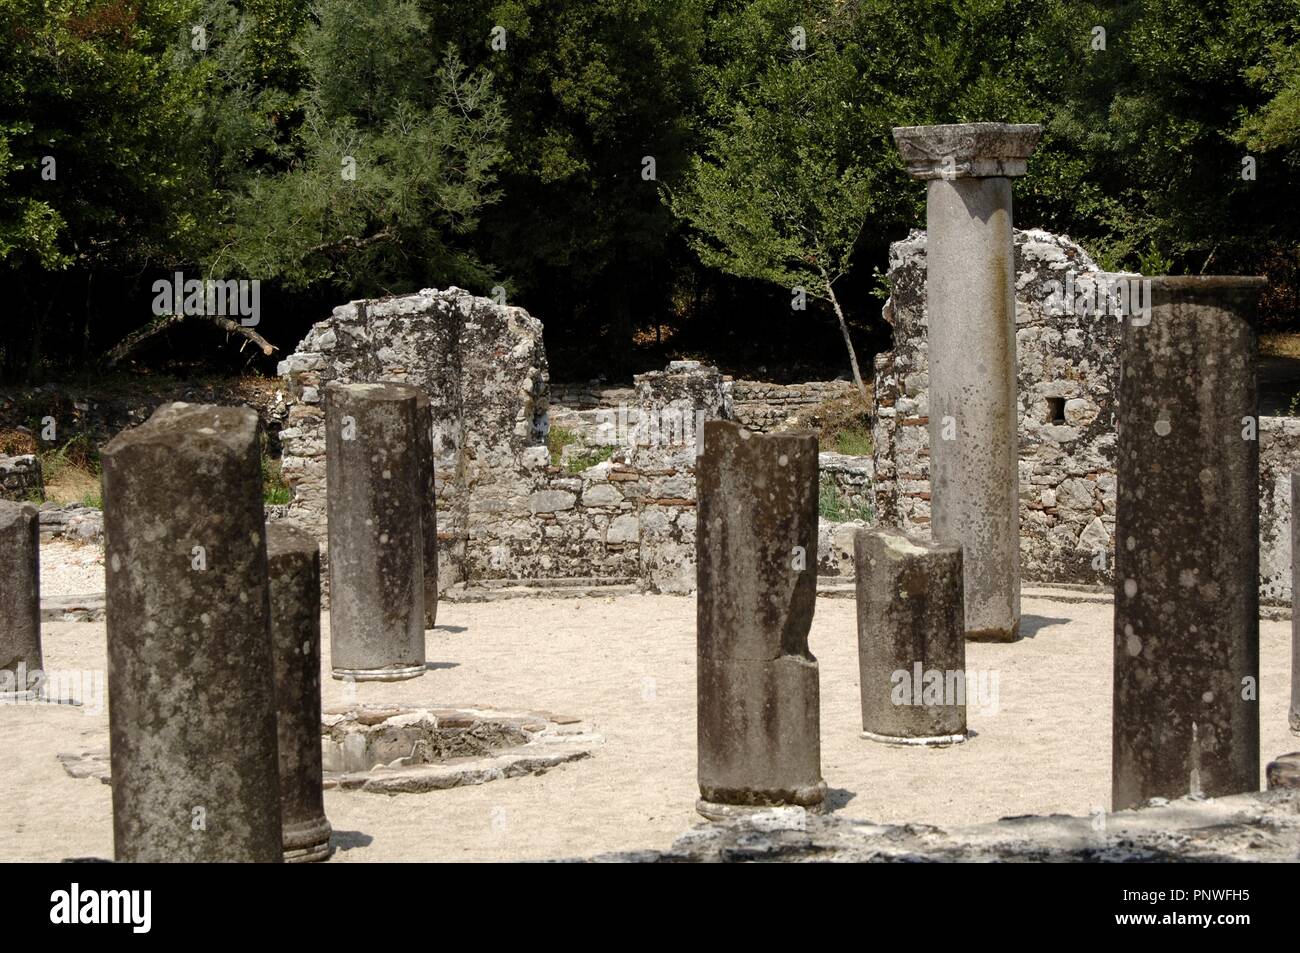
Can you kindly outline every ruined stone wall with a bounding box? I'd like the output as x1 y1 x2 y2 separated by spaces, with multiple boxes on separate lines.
873 228 1121 587
278 294 733 593
0 454 42 502
1260 416 1300 603
871 228 1300 604
730 379 857 432
278 288 549 590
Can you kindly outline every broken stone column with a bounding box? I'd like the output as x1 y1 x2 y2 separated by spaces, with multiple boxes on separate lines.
266 523 333 863
855 528 967 745
696 420 824 818
1292 471 1300 734
324 382 426 681
0 501 42 700
416 393 438 630
892 122 1040 642
1112 277 1265 810
101 403 282 862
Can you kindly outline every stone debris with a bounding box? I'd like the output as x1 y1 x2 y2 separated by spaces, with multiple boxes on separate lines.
583 790 1300 863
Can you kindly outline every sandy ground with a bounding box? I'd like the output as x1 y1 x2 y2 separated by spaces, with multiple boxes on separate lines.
2 582 1296 862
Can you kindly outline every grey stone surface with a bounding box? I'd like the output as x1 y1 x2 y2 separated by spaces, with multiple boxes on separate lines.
895 124 1039 642
1113 277 1266 810
101 402 282 862
415 393 438 630
266 523 332 863
696 421 824 813
1293 471 1300 733
0 500 42 699
855 528 966 744
324 382 425 681
584 790 1300 863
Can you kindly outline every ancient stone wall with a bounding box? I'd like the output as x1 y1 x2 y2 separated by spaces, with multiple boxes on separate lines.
278 294 733 594
871 228 1300 604
0 455 42 502
729 379 857 432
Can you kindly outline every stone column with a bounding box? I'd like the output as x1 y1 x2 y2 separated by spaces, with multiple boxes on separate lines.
101 403 282 862
416 393 438 630
696 420 824 818
1112 277 1265 810
0 501 42 701
266 523 333 863
1292 471 1300 734
892 123 1040 642
855 528 967 745
324 382 425 681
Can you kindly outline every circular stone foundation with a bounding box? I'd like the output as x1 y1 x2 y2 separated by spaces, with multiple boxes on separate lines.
322 704 601 794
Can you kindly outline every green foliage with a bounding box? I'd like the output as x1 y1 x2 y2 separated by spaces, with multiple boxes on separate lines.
206 0 509 295
565 445 614 474
834 427 872 456
818 473 872 523
546 425 579 466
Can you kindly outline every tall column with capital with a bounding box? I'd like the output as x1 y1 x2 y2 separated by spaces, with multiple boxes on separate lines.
892 123 1041 642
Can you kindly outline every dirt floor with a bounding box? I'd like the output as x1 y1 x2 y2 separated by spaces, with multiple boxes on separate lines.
2 578 1296 862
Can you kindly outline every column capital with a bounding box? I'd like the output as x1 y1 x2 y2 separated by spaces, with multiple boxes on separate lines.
892 122 1041 180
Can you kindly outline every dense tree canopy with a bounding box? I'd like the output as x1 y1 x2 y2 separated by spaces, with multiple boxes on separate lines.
2 0 1299 384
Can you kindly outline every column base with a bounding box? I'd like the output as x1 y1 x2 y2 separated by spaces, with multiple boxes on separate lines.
966 620 1019 643
860 729 968 747
695 793 828 822
283 816 334 863
331 664 425 682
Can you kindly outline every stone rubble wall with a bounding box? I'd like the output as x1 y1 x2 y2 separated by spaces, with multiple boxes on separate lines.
1260 416 1300 603
870 227 1300 605
873 228 1121 588
278 293 733 594
729 379 857 432
0 454 42 502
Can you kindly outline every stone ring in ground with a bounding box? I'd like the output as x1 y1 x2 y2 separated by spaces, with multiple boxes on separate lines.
322 704 601 795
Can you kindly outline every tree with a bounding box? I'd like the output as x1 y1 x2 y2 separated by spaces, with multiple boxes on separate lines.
668 44 876 399
204 0 508 297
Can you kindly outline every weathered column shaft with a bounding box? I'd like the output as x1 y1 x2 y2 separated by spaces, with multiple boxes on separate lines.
324 382 425 681
856 528 967 745
893 123 1040 642
0 501 42 700
416 393 438 630
696 420 824 817
1112 277 1265 810
926 176 1019 641
102 403 282 862
1292 472 1300 733
266 523 332 863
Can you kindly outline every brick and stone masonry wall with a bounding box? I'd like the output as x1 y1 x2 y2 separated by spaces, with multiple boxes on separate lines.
277 292 730 594
871 228 1300 604
729 379 857 432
